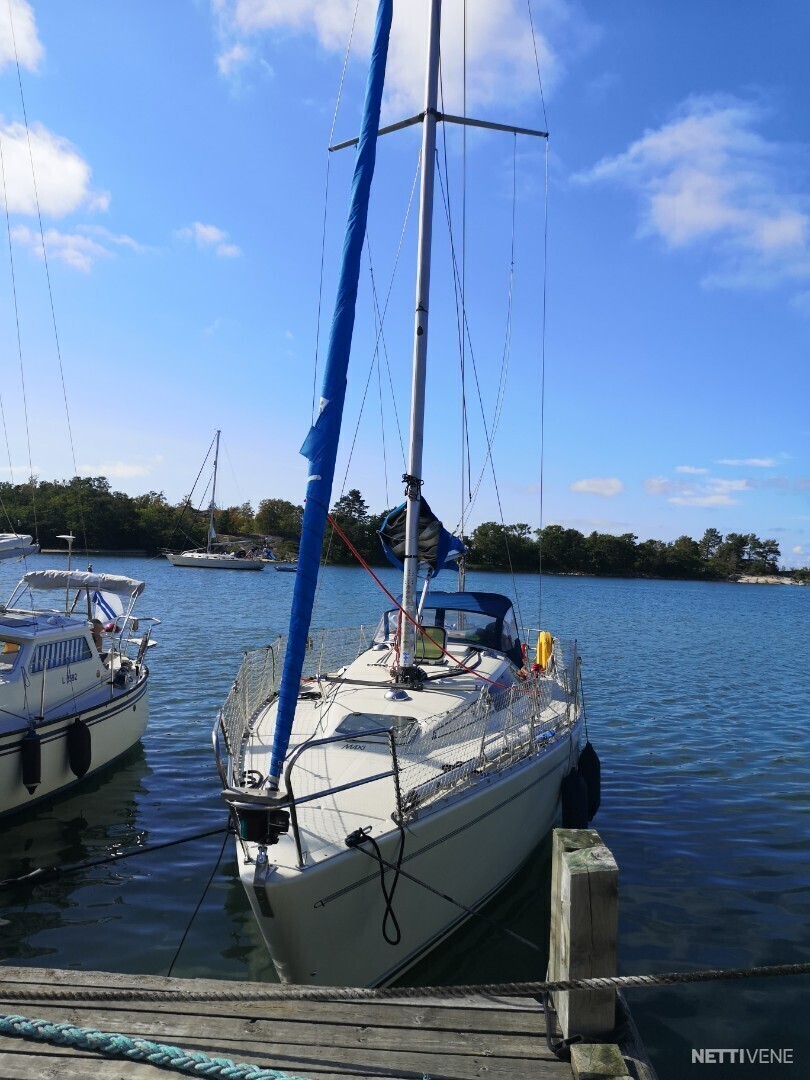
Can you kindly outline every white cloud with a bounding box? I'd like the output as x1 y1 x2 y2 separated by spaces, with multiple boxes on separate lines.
645 474 750 506
176 221 241 257
728 457 778 468
80 461 150 479
0 0 43 73
0 121 109 217
644 477 677 496
793 546 804 555
706 478 752 493
217 42 251 75
212 0 590 116
11 224 111 271
577 94 810 298
0 463 39 475
669 494 738 507
570 477 623 497
78 224 148 254
675 465 708 474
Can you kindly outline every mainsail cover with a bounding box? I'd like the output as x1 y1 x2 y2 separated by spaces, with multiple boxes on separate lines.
379 499 465 574
268 0 393 786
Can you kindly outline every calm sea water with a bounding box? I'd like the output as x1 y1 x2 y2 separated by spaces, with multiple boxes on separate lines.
1 555 808 1078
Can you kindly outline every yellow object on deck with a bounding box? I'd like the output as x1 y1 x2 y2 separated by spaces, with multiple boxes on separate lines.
535 631 553 671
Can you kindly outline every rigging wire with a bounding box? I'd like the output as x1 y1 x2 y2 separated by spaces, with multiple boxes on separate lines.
6 0 88 555
310 0 362 425
163 434 217 550
372 289 390 507
461 0 470 544
538 140 550 628
526 0 549 131
525 0 551 628
313 151 421 614
0 117 37 545
437 64 472 550
434 148 526 634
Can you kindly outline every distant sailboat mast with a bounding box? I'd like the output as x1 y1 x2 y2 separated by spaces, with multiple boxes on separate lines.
398 0 441 674
208 429 221 555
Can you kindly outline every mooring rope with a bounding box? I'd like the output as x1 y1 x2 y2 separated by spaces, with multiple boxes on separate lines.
2 961 810 1005
0 1014 308 1079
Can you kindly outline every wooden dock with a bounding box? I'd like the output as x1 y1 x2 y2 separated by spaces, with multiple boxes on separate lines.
0 965 653 1080
0 829 656 1079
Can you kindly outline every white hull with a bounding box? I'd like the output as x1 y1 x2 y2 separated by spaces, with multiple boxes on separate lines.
0 677 149 817
237 732 576 986
164 553 264 571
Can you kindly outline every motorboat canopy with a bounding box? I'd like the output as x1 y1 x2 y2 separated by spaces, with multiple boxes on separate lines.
18 570 145 598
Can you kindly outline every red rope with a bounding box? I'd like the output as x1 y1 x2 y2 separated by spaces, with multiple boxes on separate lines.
326 513 532 691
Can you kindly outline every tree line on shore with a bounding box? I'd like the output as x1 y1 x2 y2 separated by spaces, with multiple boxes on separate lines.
2 475 805 582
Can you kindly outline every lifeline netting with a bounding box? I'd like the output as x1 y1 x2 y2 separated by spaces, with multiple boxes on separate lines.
216 631 579 816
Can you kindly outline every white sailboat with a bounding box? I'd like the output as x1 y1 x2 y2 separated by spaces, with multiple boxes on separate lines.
164 430 264 571
0 563 155 817
215 0 596 987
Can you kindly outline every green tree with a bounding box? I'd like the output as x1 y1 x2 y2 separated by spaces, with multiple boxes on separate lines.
584 532 638 577
698 527 723 560
537 525 587 574
255 498 303 539
329 489 376 564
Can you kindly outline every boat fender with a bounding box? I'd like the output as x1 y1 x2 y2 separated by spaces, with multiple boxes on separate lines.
577 741 601 821
67 718 92 779
560 767 589 829
20 729 41 795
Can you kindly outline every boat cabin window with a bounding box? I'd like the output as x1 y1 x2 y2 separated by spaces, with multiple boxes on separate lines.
29 637 93 674
335 713 416 740
0 639 22 672
372 597 522 666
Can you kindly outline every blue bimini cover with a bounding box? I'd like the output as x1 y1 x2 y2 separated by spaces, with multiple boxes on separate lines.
379 499 465 575
420 592 515 619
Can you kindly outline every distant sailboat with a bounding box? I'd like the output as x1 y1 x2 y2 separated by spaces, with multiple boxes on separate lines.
214 0 594 987
164 430 264 571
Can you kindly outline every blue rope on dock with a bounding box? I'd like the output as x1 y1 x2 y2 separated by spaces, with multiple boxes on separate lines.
0 1013 310 1079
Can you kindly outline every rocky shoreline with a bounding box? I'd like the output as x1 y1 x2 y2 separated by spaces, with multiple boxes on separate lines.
736 574 805 586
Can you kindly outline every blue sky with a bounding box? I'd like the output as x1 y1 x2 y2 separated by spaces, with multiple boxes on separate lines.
1 1 808 565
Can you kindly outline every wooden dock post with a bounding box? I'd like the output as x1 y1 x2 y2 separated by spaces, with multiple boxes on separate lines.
549 828 618 1041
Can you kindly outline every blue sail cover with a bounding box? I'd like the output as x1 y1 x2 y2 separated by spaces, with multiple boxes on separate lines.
379 499 465 575
268 0 393 786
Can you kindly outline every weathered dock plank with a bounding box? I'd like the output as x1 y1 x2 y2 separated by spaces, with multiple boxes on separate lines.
0 966 572 1079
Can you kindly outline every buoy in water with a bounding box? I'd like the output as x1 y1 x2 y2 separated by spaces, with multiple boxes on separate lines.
577 740 601 821
560 767 589 829
20 729 41 795
67 718 92 778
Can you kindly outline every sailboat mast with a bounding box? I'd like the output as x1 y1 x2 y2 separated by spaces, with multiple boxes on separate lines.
399 0 442 672
208 429 221 555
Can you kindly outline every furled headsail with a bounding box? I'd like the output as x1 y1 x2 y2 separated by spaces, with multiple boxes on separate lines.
379 499 465 574
267 0 394 789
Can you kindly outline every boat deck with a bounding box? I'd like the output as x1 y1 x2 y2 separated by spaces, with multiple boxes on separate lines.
0 966 653 1079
